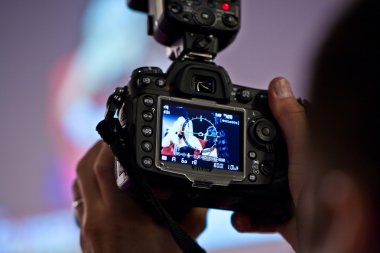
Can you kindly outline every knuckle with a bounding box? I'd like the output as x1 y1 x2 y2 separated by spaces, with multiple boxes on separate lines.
93 162 108 178
76 141 104 175
72 178 79 193
76 156 88 176
185 208 208 236
276 98 306 122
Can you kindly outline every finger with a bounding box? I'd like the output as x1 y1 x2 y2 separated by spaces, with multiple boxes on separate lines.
231 212 298 249
179 208 208 239
268 77 309 205
231 213 278 233
76 141 103 208
72 178 85 226
80 230 90 253
93 142 122 207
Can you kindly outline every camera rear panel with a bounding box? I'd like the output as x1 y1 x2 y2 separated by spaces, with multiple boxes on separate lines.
115 66 291 222
118 66 288 188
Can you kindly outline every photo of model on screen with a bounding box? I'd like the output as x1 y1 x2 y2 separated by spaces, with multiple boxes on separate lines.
161 116 218 161
159 100 243 172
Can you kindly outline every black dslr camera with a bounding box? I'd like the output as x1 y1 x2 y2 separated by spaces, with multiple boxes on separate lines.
107 0 292 224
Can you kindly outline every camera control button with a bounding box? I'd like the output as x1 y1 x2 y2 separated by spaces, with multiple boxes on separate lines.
265 144 275 153
254 119 277 143
183 14 192 22
207 2 216 8
143 96 154 107
256 92 268 103
248 173 257 182
137 76 151 88
141 141 153 152
142 157 153 168
248 151 257 160
142 126 153 137
262 127 271 136
168 2 182 14
237 88 252 103
142 111 154 122
194 8 215 26
155 79 166 87
259 161 275 176
222 14 238 28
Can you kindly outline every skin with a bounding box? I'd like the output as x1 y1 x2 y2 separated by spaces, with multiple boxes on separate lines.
73 141 207 253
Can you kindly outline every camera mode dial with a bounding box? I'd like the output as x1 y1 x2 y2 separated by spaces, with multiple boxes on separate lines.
132 67 163 78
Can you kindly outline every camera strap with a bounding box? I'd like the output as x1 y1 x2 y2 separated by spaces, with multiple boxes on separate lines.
97 112 206 253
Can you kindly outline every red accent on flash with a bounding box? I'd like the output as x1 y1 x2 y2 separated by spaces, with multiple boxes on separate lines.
221 3 230 11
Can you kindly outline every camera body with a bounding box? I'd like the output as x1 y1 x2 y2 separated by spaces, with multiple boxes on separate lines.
110 0 292 223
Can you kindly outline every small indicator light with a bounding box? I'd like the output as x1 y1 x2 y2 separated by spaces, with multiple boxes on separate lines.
221 3 230 11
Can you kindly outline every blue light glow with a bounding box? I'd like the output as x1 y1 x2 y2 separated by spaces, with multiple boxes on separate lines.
0 209 284 252
198 210 284 250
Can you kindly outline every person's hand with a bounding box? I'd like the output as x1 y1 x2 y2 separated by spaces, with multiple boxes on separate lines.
73 141 207 253
231 77 310 251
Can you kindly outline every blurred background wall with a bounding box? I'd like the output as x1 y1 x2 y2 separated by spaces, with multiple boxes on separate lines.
0 0 354 252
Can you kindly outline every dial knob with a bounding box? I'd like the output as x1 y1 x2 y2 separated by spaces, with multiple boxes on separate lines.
249 118 278 144
131 67 163 79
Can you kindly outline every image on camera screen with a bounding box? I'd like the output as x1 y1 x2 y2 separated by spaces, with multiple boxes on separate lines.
159 98 244 172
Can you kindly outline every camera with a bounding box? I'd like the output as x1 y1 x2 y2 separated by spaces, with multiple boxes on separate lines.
104 0 292 224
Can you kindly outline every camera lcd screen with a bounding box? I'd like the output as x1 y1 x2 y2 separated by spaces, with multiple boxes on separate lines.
159 98 244 172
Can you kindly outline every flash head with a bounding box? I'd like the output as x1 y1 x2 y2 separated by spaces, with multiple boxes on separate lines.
127 0 241 54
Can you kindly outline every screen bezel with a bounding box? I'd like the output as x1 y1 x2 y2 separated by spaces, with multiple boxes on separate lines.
155 96 246 187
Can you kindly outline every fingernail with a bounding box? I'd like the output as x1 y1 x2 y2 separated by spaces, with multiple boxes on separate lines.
273 78 293 98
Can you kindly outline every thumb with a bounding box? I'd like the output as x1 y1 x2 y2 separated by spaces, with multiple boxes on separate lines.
268 77 309 205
